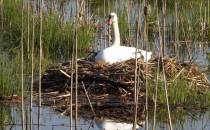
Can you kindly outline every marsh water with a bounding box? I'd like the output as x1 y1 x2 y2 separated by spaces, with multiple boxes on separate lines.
0 104 210 130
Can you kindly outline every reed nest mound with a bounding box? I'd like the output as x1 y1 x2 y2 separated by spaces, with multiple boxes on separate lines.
38 57 210 122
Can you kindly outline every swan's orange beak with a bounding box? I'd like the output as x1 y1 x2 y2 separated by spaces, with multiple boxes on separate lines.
106 18 112 25
106 15 113 25
108 19 113 25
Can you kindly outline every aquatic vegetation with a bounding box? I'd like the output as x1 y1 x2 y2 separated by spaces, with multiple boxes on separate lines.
148 76 210 107
0 53 21 96
2 0 96 60
0 0 96 96
0 105 11 130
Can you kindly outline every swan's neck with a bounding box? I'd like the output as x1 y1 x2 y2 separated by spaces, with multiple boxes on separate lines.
112 21 120 46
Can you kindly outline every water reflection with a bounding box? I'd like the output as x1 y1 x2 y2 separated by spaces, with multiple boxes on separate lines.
0 105 11 130
0 104 210 130
95 118 144 130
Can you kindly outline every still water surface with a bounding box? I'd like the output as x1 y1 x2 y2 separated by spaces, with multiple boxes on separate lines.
2 104 210 130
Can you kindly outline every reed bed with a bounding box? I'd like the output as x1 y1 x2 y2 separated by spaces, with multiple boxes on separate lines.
0 0 96 97
37 57 210 123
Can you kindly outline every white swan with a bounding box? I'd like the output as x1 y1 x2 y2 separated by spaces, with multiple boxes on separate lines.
95 12 152 64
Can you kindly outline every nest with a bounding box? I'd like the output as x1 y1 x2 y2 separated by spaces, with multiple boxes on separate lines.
38 57 210 123
41 58 210 93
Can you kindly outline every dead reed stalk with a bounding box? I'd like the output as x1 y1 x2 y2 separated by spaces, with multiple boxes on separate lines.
174 0 179 58
75 0 79 129
21 0 25 130
144 0 149 130
133 1 141 129
38 0 43 129
69 20 75 130
208 0 209 24
0 0 3 29
158 1 173 129
30 1 35 130
104 0 107 48
127 0 131 45
162 0 166 56
27 1 30 59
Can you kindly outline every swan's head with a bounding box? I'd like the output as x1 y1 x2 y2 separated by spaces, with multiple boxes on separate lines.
107 12 118 25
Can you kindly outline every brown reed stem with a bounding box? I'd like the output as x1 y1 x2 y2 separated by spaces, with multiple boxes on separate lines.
27 1 30 59
69 22 75 130
21 0 25 130
162 0 166 56
30 1 35 130
152 19 161 129
143 0 149 130
127 0 131 45
104 0 107 48
133 1 141 129
208 0 209 24
38 0 43 130
0 0 3 29
75 0 78 129
174 0 179 58
157 1 173 129
81 81 96 116
204 2 207 41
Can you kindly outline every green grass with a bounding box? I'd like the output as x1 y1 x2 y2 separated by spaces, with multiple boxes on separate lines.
0 53 21 96
0 105 11 130
0 0 96 97
148 76 210 107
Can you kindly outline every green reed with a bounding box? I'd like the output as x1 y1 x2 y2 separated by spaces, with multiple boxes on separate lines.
149 76 210 107
0 105 11 130
0 0 96 96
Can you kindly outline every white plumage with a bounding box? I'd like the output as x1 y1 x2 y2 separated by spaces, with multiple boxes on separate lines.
95 45 152 64
95 12 152 64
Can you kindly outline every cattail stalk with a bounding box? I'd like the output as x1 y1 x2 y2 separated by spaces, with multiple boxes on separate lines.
157 1 173 129
133 1 141 129
69 19 75 130
208 0 209 24
81 82 96 116
204 2 207 42
152 49 160 130
75 0 78 129
38 0 43 129
21 0 25 130
174 0 179 58
127 0 131 45
143 0 149 130
27 1 30 59
69 49 74 130
0 0 3 29
152 3 161 126
104 0 106 48
30 0 35 130
39 0 43 107
162 0 166 56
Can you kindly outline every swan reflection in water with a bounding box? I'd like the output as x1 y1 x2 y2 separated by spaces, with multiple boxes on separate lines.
95 118 145 130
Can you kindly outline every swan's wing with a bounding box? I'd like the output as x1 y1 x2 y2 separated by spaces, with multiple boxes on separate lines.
95 46 152 64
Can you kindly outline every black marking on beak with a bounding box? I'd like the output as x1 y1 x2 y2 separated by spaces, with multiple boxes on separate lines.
108 14 114 20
